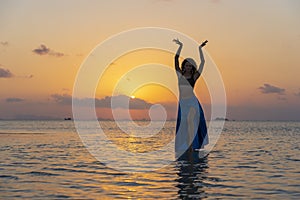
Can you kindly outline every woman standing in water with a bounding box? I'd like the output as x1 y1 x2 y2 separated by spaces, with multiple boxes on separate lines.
173 38 208 156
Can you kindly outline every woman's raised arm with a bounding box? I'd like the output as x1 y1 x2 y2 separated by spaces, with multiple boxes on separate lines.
173 38 183 73
194 40 208 80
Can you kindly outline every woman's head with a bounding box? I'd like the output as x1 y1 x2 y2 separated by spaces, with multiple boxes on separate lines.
181 58 197 75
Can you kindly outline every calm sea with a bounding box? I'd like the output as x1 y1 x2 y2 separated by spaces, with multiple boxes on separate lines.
0 120 299 199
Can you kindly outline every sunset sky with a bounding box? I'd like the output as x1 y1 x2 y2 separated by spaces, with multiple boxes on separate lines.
1 0 300 120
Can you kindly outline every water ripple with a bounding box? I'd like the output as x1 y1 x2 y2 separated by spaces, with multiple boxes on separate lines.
0 121 299 199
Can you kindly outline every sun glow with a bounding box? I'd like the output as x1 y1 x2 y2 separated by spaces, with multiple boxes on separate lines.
96 49 175 102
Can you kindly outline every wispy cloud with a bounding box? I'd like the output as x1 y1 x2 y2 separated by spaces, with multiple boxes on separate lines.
49 51 64 57
0 66 33 79
258 83 285 95
51 94 72 105
295 90 300 97
0 41 8 46
51 94 153 109
32 44 65 57
27 74 34 79
5 98 25 103
0 68 14 78
277 96 287 101
18 74 34 79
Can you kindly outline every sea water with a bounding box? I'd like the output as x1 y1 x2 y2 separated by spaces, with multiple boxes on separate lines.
0 120 299 199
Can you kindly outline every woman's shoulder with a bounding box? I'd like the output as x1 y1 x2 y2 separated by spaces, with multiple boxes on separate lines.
193 71 200 80
176 71 183 78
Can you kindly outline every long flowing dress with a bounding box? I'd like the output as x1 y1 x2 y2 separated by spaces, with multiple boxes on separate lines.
175 74 208 156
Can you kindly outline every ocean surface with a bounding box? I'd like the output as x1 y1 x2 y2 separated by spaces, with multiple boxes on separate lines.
0 120 299 199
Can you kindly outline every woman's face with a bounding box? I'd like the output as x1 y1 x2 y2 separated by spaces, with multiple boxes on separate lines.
184 62 193 73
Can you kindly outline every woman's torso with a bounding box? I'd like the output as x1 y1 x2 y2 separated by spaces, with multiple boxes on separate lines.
178 74 196 99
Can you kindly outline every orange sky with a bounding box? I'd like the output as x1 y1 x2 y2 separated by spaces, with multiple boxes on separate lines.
0 0 300 120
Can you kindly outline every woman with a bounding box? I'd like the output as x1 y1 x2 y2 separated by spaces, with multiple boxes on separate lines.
173 38 208 156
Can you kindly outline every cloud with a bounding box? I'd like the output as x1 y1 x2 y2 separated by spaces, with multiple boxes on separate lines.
27 74 34 79
32 44 50 55
51 94 72 105
295 90 300 97
1 41 8 46
102 95 153 109
51 94 153 109
95 95 153 109
17 74 34 79
62 88 70 92
32 44 65 57
49 51 64 57
0 68 13 78
5 98 25 103
258 83 285 95
0 67 33 79
277 96 287 101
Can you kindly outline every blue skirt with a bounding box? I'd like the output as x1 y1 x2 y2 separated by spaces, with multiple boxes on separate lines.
175 95 208 153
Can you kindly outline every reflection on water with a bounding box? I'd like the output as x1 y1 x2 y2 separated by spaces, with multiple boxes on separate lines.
101 121 174 153
175 152 209 199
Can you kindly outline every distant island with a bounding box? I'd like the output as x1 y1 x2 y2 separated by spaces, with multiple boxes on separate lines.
214 117 231 121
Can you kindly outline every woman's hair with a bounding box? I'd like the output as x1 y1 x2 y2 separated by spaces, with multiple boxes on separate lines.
181 58 197 75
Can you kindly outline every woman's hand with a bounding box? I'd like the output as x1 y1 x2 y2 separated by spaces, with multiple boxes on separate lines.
173 38 183 46
200 40 208 48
